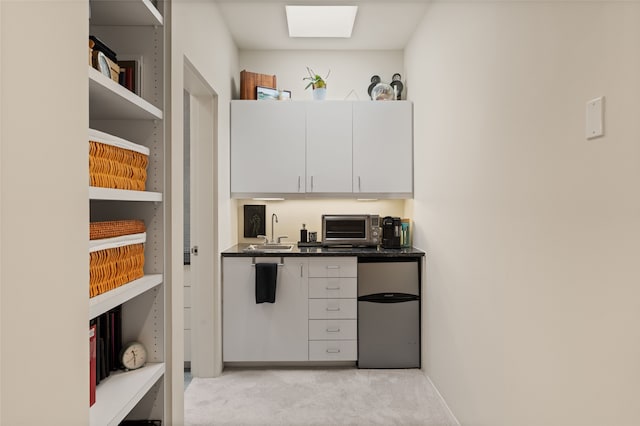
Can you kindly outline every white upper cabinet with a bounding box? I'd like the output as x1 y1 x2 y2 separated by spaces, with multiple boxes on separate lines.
306 101 353 194
353 101 413 195
231 101 306 195
230 100 413 198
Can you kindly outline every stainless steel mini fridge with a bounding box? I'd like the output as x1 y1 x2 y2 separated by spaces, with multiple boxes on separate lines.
357 257 420 368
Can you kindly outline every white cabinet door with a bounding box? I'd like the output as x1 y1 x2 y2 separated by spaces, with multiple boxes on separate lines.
222 257 309 362
231 101 306 195
353 101 413 195
306 101 353 193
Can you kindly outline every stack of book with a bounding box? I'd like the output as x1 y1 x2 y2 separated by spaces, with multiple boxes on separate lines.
89 305 122 405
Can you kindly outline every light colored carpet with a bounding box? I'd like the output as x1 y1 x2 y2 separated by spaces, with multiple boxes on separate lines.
184 368 458 426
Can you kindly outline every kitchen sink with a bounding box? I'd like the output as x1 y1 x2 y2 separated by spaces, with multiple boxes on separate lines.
243 244 295 252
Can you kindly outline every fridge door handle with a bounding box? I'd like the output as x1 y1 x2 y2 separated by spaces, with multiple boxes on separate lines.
358 293 419 303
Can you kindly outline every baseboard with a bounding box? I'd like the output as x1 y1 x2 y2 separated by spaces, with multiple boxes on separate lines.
224 361 357 369
425 373 461 426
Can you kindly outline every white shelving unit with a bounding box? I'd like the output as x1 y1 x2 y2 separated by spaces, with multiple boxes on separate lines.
89 363 165 426
89 0 163 26
89 67 162 120
90 274 163 320
89 0 167 424
89 187 163 202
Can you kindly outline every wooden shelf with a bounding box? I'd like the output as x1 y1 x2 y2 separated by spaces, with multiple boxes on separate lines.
89 187 162 202
90 274 163 320
90 0 163 27
90 363 165 426
89 67 162 121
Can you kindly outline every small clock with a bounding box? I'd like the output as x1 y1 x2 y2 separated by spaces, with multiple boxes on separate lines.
120 341 147 371
95 51 111 79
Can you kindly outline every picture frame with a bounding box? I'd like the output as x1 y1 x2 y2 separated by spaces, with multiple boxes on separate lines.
244 205 266 238
256 86 280 100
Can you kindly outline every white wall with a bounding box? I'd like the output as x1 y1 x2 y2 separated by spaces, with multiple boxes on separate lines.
171 0 239 421
236 199 406 245
406 2 640 425
1 1 88 424
240 50 404 101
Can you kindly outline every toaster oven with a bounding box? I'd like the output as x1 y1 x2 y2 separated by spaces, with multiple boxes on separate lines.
321 214 380 247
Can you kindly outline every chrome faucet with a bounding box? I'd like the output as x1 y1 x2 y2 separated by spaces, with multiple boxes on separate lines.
271 213 278 244
269 213 288 244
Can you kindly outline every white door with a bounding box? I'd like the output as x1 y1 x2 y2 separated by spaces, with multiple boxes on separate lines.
353 101 413 194
306 101 353 193
231 101 306 195
184 61 219 378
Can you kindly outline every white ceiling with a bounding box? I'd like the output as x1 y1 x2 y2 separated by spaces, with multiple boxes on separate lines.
215 0 431 50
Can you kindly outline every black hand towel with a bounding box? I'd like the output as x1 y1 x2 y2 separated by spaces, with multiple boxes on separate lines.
255 263 278 303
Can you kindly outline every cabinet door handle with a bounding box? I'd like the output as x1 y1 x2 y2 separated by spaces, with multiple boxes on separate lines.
298 176 301 192
326 286 340 290
326 307 341 312
311 176 314 192
326 348 341 354
326 327 341 333
300 264 303 278
358 176 361 192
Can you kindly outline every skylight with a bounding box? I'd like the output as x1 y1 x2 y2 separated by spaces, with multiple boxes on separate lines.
285 5 358 38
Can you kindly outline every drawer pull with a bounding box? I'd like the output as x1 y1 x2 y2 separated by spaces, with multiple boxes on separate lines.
326 266 340 269
326 307 341 312
326 348 341 354
325 286 340 290
326 327 341 333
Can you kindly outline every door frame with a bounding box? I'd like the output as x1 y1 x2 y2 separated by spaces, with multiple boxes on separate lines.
183 56 221 378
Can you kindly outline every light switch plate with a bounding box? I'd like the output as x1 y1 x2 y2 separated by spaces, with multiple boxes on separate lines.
586 96 604 139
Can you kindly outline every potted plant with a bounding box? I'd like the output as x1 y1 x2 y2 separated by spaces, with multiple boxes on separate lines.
303 67 330 100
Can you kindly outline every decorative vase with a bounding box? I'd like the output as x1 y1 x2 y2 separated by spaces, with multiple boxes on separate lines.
312 87 327 100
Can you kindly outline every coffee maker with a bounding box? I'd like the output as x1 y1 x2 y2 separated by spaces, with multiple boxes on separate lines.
381 216 402 249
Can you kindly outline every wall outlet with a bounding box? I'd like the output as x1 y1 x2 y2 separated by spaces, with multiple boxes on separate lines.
586 96 604 139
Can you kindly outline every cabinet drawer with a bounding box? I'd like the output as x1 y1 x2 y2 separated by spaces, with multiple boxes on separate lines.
308 257 357 278
309 340 357 361
309 299 357 319
309 320 357 340
309 277 357 299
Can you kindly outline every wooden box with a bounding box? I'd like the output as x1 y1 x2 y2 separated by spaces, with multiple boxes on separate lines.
240 70 277 100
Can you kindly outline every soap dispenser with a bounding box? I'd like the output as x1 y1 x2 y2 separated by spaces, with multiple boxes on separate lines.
300 224 308 243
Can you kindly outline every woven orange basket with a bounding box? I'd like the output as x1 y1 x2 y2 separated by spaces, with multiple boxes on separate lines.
89 129 149 191
90 219 146 240
90 244 145 298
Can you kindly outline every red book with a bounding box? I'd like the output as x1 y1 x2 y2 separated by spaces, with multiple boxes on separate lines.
89 324 97 407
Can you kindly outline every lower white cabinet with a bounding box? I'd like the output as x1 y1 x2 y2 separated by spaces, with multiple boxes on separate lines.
222 257 309 362
308 257 358 361
309 319 357 340
222 256 358 363
309 340 358 361
309 277 357 298
308 299 358 320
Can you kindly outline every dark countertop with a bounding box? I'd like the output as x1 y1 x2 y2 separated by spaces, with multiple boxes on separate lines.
222 244 424 258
